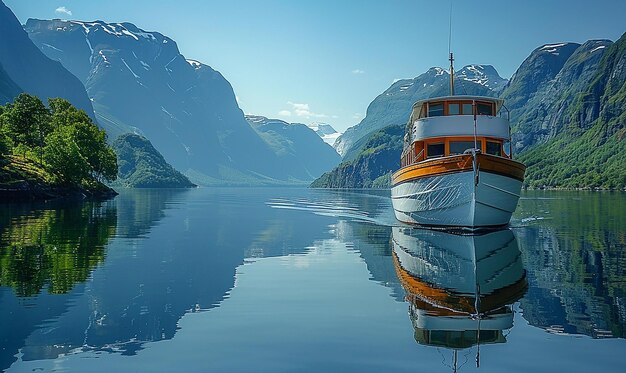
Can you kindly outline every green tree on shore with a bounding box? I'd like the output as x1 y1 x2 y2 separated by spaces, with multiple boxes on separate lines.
0 93 117 186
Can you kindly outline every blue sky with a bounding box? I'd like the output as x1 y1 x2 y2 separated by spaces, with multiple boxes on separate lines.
5 0 626 132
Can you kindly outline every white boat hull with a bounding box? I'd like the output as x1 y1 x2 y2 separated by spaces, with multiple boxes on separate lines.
391 169 522 228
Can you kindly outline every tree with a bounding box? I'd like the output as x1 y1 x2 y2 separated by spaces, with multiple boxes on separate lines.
46 98 118 183
1 93 51 154
43 126 91 184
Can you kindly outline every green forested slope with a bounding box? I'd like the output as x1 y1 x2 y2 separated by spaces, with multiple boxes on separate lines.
519 33 626 189
112 133 196 188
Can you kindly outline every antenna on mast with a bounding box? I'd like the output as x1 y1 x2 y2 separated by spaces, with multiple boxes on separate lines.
449 52 455 96
448 1 454 95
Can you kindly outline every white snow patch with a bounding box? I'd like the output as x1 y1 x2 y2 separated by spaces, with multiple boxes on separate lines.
135 31 157 41
186 59 202 69
85 37 94 63
101 24 119 36
139 60 150 70
70 21 91 34
121 57 139 79
121 29 139 41
540 43 567 51
321 133 341 146
167 83 176 92
590 45 606 53
98 50 110 64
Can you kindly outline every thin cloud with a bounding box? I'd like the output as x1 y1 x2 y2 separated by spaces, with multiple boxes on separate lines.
278 110 291 117
351 69 365 74
286 101 329 119
55 6 72 16
352 113 363 120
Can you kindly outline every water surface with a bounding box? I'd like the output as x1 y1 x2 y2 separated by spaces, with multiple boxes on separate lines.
0 188 624 372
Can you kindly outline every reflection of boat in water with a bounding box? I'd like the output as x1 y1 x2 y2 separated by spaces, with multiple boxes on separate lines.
392 227 527 369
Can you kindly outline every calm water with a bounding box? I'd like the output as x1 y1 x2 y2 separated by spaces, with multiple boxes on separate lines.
0 188 624 372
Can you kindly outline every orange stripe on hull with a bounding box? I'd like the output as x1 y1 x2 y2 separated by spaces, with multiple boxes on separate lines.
392 154 525 186
392 251 528 315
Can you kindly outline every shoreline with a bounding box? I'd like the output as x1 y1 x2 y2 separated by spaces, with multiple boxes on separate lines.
0 179 117 202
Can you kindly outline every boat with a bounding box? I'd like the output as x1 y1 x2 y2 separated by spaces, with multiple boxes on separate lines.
391 54 525 228
391 226 527 369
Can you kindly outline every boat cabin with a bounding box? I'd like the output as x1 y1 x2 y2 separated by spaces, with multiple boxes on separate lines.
401 96 511 167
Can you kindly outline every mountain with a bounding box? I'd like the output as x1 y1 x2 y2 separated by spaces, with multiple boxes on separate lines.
310 125 403 188
245 115 341 181
0 62 21 104
518 34 626 189
455 64 508 92
500 41 609 152
24 19 305 185
333 65 505 157
111 134 196 188
307 122 341 146
0 2 95 118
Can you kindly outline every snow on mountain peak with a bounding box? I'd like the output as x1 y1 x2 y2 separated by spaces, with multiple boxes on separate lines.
434 67 447 76
186 59 202 69
66 20 160 43
539 42 569 55
456 64 506 88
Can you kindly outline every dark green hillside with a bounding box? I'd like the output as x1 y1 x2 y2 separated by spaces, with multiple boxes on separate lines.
311 125 403 188
112 133 196 188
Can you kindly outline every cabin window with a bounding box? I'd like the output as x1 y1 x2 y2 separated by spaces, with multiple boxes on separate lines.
477 102 493 116
427 143 444 158
428 103 444 117
486 141 502 156
449 141 476 155
448 103 460 115
462 103 473 115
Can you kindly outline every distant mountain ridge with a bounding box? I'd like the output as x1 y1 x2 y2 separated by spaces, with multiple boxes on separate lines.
245 115 340 181
333 64 506 157
25 18 337 185
307 122 340 146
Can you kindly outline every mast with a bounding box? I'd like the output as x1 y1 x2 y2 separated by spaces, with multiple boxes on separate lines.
449 52 455 96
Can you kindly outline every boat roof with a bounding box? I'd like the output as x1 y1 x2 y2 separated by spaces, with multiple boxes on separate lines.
412 95 504 107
